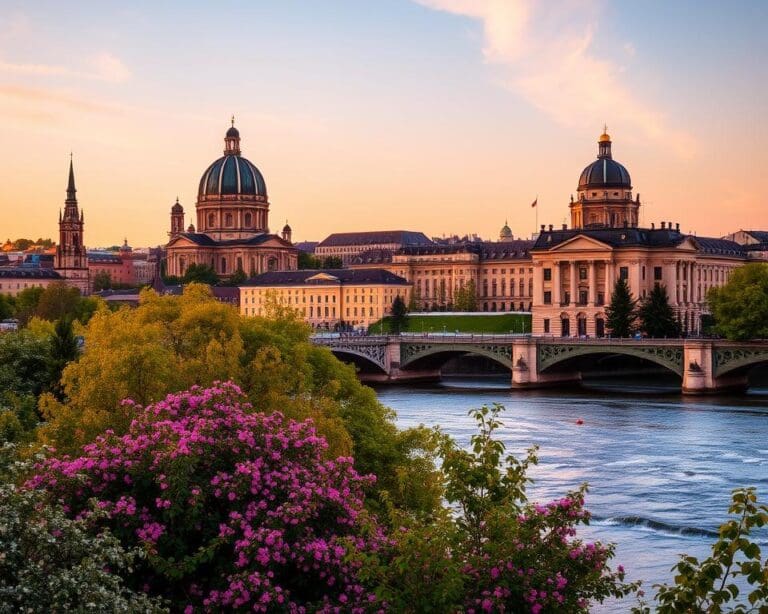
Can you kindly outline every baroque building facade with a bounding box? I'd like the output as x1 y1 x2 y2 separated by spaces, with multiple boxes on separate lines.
165 122 297 279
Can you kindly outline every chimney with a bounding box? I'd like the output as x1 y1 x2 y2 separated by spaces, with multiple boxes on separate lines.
675 222 680 231
661 221 666 229
548 224 553 231
668 221 672 230
540 224 545 231
562 223 567 230
651 222 655 229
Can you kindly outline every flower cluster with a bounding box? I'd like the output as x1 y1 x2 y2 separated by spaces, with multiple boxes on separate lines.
30 382 386 611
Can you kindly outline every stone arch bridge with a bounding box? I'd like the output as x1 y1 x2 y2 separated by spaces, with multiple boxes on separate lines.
311 334 768 394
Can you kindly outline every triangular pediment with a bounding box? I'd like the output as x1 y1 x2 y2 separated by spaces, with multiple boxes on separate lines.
306 272 339 282
676 237 699 251
548 235 613 252
166 236 200 248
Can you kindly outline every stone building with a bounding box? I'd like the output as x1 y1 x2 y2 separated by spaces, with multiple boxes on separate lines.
165 121 297 279
55 158 90 293
315 230 433 265
349 240 534 312
239 269 410 329
530 130 752 336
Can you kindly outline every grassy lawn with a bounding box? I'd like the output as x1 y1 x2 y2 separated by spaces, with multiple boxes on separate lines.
368 313 532 334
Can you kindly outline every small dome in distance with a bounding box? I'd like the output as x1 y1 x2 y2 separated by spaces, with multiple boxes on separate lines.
187 222 196 232
283 222 292 233
171 197 183 213
499 220 512 240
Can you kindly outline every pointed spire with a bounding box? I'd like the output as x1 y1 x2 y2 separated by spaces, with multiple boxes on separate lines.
231 114 235 127
66 155 77 202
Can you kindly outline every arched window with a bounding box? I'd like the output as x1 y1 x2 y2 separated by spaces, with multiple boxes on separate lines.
225 213 233 227
208 213 215 228
244 212 252 227
267 257 278 271
221 257 227 273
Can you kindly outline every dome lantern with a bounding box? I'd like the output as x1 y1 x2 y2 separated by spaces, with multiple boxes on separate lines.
598 124 612 159
224 115 241 155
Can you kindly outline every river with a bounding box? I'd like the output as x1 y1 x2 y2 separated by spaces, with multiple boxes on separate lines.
375 378 768 612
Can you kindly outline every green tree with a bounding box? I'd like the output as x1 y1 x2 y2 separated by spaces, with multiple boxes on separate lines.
0 330 52 398
454 279 478 311
708 263 768 340
390 294 408 333
227 267 247 285
92 270 112 291
0 447 164 613
0 294 14 320
13 286 44 325
322 256 343 269
34 282 81 322
48 318 80 400
298 252 322 269
12 238 33 250
638 283 680 338
606 277 637 337
181 262 219 285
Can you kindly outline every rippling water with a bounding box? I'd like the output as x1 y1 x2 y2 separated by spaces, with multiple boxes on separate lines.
375 378 768 612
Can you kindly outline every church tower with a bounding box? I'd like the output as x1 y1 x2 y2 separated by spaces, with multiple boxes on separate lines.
55 157 90 293
169 197 185 238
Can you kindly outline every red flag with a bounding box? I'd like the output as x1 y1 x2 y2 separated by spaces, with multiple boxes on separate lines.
531 198 538 208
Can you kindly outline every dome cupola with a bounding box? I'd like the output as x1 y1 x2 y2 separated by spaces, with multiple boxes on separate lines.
499 220 512 241
198 120 267 199
577 127 632 191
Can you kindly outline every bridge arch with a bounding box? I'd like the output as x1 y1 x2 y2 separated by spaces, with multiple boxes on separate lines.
714 346 768 378
537 343 684 377
399 343 513 371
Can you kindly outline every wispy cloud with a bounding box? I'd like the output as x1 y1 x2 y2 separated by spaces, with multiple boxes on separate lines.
415 0 695 157
0 52 131 83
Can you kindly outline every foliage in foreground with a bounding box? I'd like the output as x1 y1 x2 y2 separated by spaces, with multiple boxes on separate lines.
37 284 441 516
708 263 768 340
359 404 637 612
633 487 768 613
0 445 163 613
31 383 387 611
606 277 638 337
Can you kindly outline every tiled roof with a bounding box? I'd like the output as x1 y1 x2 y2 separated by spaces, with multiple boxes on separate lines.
317 230 433 248
88 252 123 264
532 228 747 257
350 240 534 264
241 268 409 287
0 267 62 279
294 241 318 253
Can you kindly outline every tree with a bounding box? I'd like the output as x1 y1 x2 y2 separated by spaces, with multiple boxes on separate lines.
322 255 343 269
390 294 408 333
92 270 112 291
226 266 247 285
298 251 322 269
181 262 219 285
36 284 441 516
0 330 53 398
638 283 680 338
708 263 768 340
12 238 33 251
34 282 81 322
0 294 14 320
606 278 637 337
13 286 44 325
454 279 478 311
0 447 163 613
408 284 420 312
48 318 80 400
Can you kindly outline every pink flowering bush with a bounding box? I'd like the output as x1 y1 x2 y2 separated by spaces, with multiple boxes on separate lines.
30 382 387 611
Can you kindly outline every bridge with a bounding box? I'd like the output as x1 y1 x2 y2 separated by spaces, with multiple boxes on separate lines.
311 334 768 394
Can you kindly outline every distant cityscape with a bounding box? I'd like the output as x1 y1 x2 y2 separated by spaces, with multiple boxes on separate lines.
2 123 767 337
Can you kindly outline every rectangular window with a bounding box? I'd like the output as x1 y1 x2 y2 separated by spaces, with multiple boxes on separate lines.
579 267 587 280
579 290 588 305
543 291 552 304
654 266 662 281
619 266 629 280
543 268 552 281
642 266 646 281
543 318 550 333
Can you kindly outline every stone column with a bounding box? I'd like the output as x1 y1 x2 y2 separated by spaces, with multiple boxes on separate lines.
553 261 561 305
588 260 596 305
604 261 613 299
534 263 544 306
569 262 577 305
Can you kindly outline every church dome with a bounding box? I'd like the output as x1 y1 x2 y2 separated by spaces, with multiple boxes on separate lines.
171 197 183 213
578 130 632 191
499 221 512 240
198 124 267 199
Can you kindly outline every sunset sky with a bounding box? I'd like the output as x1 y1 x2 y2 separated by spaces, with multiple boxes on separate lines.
0 0 766 247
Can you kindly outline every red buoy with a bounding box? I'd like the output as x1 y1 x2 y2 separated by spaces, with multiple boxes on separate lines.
576 419 584 425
